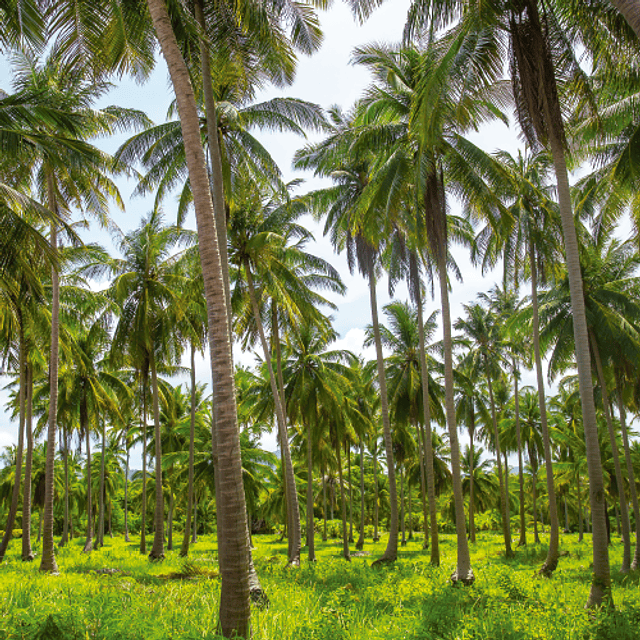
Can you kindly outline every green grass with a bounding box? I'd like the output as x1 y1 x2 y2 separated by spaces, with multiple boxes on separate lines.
0 531 638 639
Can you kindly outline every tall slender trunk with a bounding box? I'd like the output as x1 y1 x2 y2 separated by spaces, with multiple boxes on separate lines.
306 418 315 562
577 472 584 542
97 418 106 548
60 425 69 547
547 111 610 607
438 259 472 583
414 271 439 563
486 364 513 558
22 362 34 560
40 198 59 574
564 498 570 534
469 423 476 543
150 354 165 560
615 372 640 569
400 465 406 546
322 462 328 542
417 422 430 550
147 1 251 633
373 445 379 541
83 414 93 554
244 262 301 565
356 438 365 550
140 372 148 554
529 239 559 574
367 268 398 564
336 432 350 561
347 444 354 543
181 344 197 557
192 493 198 543
513 359 526 547
408 481 413 540
124 435 130 543
167 490 174 550
590 333 631 573
0 324 26 561
529 444 540 544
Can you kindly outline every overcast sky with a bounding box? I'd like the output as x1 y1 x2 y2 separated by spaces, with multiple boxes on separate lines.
0 2 530 455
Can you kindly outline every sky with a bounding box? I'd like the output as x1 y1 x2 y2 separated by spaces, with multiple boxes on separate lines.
0 2 532 456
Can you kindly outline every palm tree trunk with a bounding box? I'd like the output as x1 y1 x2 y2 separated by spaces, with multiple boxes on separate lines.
40 201 60 574
513 359 526 547
615 373 640 569
306 418 315 562
322 462 328 542
0 325 26 561
124 437 130 543
373 445 379 542
97 419 106 548
244 261 301 565
529 239 559 575
347 444 354 543
590 332 631 573
485 366 513 558
469 423 476 543
141 372 148 555
356 439 366 550
149 354 165 560
408 481 413 540
416 422 430 550
414 272 439 563
181 344 197 557
608 0 640 39
529 444 540 544
547 117 611 607
367 268 398 564
167 490 174 551
192 493 198 543
148 0 252 632
564 498 570 534
400 465 406 546
336 433 350 561
83 418 93 554
577 471 584 542
437 259 473 583
59 425 69 548
22 362 34 561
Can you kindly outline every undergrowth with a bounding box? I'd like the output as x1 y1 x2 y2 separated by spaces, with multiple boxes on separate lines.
0 532 637 639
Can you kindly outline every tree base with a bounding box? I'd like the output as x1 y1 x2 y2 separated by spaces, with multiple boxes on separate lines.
371 555 395 568
149 553 165 562
450 568 475 586
250 587 269 610
538 555 559 578
22 553 35 562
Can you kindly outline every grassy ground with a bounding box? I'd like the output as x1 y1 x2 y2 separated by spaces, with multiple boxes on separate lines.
0 531 638 639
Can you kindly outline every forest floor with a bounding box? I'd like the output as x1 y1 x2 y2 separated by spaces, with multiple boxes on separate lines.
0 530 637 639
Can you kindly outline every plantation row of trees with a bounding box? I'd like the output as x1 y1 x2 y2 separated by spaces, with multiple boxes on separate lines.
1 0 640 637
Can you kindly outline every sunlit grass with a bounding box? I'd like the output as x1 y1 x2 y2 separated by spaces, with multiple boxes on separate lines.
0 530 638 638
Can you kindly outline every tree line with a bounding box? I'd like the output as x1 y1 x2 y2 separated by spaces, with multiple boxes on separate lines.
1 0 640 637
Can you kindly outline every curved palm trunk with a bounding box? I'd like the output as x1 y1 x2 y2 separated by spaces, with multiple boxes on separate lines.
546 111 611 608
147 1 251 633
469 425 476 544
181 344 198 557
97 419 106 548
367 268 398 564
529 240 559 574
60 425 69 547
335 433 350 561
356 437 365 550
244 262 301 566
140 373 148 555
513 359 526 547
609 0 640 39
124 436 130 543
615 374 640 569
590 334 631 572
306 418 315 562
149 354 165 560
347 444 354 543
485 364 513 558
40 207 59 574
0 326 26 561
438 260 473 583
373 445 379 541
83 415 93 554
22 362 34 561
414 274 439 563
